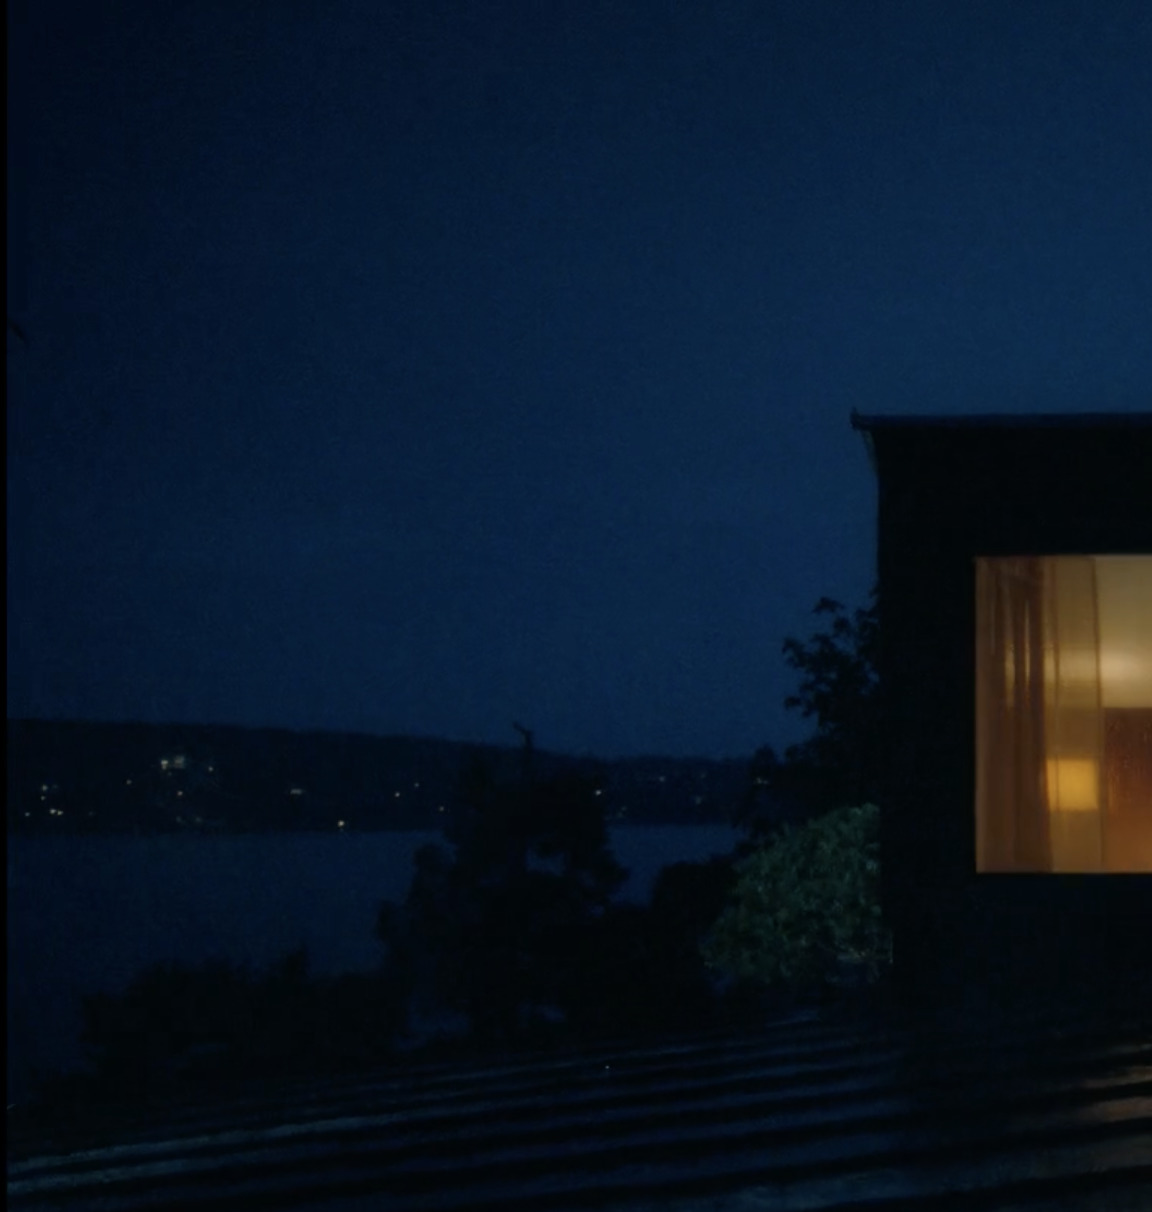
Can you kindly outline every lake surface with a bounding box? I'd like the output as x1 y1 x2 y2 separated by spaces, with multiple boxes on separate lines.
7 826 743 1103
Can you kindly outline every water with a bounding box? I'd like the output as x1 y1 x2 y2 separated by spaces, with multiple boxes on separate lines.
6 826 743 1103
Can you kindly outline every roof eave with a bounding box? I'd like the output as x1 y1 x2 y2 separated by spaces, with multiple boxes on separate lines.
849 410 1152 431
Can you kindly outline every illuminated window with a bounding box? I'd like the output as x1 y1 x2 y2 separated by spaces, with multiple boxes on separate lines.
975 555 1152 873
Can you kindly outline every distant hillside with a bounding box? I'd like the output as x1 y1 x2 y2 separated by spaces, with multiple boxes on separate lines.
6 719 750 835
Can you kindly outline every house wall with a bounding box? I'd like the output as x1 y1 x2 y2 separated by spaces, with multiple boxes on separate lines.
867 421 1152 1012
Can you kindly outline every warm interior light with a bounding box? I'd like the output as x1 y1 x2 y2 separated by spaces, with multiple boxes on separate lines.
978 555 1152 873
1046 759 1100 811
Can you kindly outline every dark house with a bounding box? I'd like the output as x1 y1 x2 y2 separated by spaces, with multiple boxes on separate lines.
852 411 1152 1012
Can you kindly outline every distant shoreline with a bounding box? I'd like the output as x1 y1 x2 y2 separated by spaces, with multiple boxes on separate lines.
8 819 737 838
8 718 751 836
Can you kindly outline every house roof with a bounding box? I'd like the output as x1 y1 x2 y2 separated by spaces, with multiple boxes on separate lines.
849 409 1152 475
850 410 1152 430
8 1004 1152 1211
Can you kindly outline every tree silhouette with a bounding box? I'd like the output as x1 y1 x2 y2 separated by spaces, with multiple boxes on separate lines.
739 585 882 834
377 727 627 1048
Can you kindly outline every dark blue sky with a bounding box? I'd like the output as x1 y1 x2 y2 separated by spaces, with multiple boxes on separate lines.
8 0 1152 758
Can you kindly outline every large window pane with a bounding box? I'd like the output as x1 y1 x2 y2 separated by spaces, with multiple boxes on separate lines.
975 555 1152 873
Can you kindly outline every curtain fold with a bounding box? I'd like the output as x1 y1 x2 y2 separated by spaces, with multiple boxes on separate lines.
976 557 1112 873
1043 556 1106 872
976 557 1050 871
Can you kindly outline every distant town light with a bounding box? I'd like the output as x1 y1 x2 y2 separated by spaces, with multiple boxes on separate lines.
394 791 401 798
40 784 49 793
337 819 346 830
126 779 133 786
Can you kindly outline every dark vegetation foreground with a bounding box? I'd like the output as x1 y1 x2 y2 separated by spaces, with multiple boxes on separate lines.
10 594 889 1141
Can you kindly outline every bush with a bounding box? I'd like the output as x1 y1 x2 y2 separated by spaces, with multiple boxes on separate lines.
77 948 406 1101
79 957 257 1095
702 803 891 994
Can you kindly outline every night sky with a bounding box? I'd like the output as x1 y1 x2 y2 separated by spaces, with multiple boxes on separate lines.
8 0 1152 759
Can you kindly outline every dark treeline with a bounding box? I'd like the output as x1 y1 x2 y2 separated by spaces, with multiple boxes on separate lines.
6 718 748 834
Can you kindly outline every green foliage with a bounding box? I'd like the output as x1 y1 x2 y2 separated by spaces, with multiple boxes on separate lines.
703 803 891 992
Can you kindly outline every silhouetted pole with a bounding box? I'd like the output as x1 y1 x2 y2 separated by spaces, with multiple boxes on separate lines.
512 722 535 787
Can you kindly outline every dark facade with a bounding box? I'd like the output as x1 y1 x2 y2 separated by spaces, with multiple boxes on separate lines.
852 411 1152 1012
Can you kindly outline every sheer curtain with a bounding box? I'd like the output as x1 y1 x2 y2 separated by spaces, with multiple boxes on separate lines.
976 557 1108 872
1042 557 1106 871
976 557 1051 871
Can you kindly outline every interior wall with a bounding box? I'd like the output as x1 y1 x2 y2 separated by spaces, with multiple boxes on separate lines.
1096 556 1152 709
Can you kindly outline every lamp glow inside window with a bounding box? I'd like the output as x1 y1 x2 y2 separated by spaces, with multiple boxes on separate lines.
974 555 1152 873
